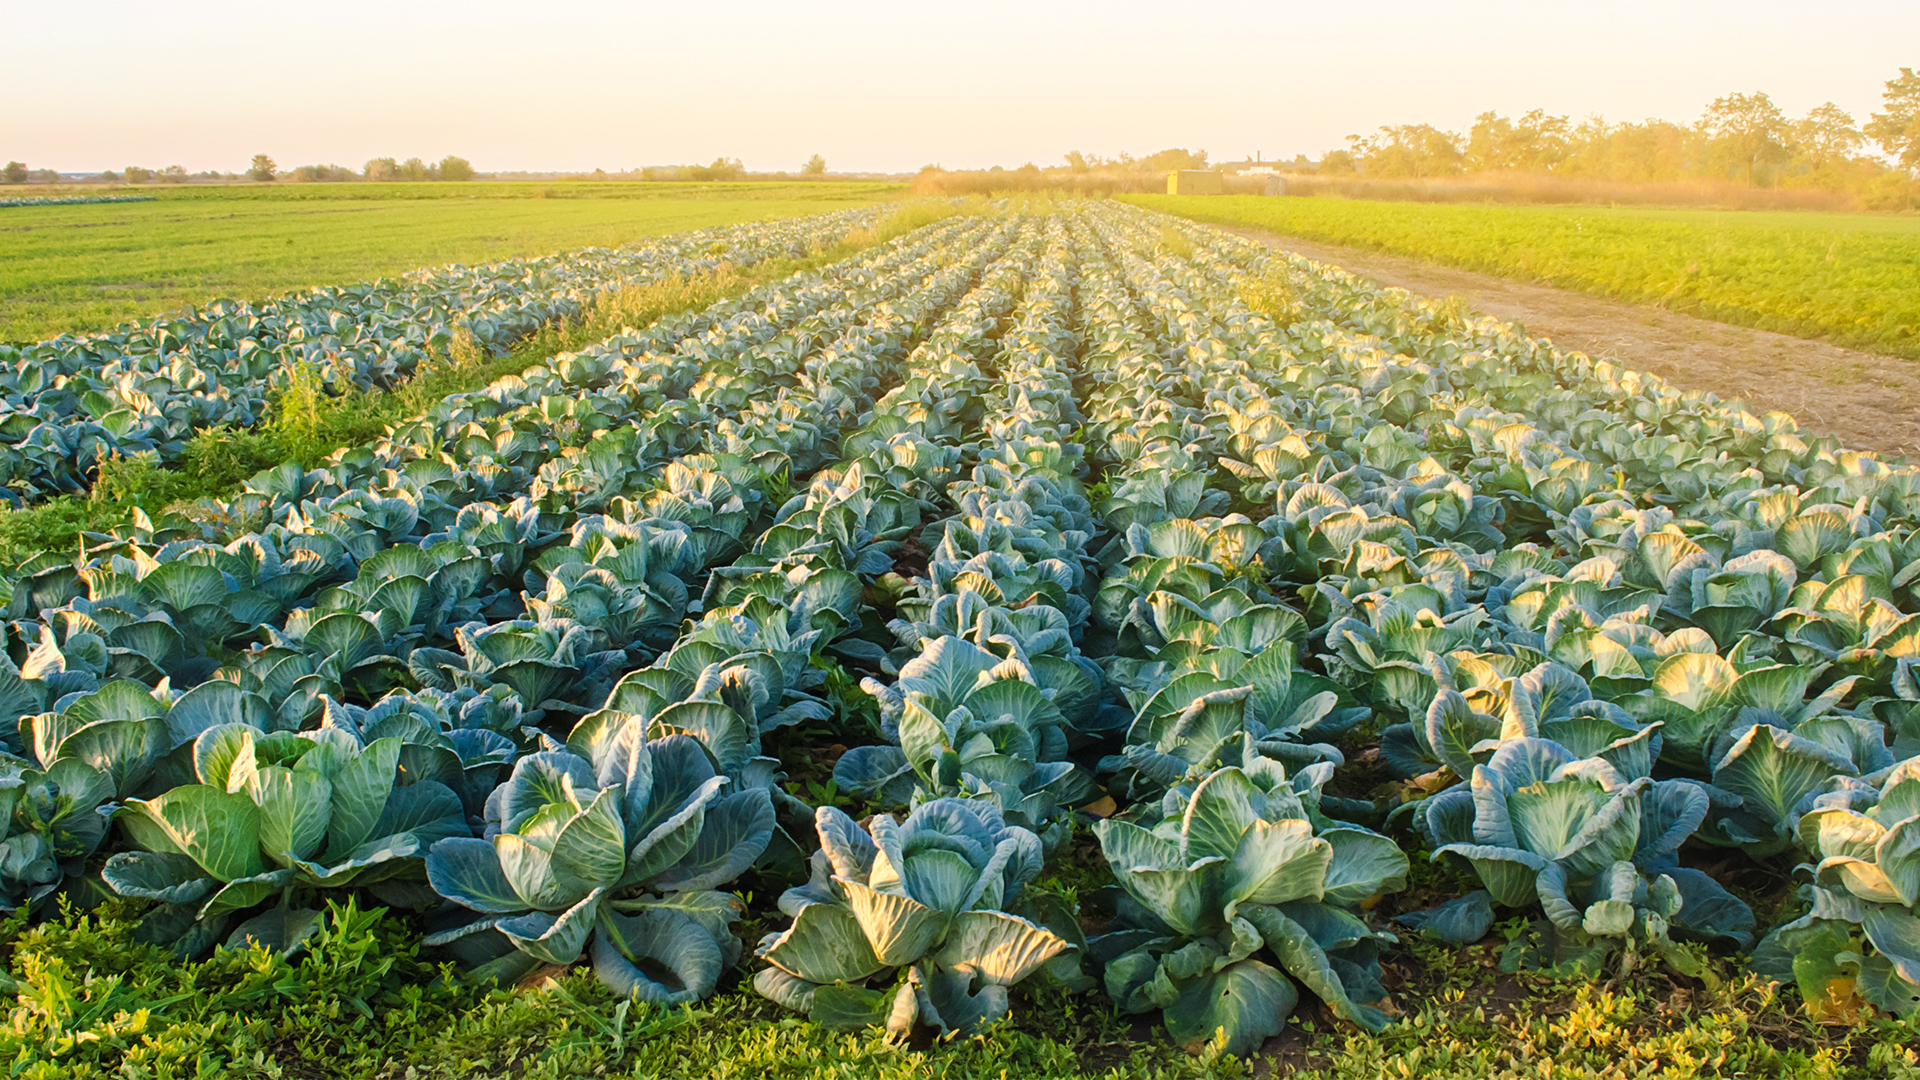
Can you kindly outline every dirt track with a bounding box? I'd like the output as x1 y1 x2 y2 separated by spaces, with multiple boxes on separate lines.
1220 226 1920 459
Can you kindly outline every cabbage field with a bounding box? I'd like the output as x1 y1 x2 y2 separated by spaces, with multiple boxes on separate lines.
4 201 1920 1075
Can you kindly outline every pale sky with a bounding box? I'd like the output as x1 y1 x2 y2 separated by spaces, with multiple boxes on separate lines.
4 0 1914 175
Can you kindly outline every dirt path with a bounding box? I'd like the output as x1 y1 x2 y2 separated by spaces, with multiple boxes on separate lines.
1219 226 1920 458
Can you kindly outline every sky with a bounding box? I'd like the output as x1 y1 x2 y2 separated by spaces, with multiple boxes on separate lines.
3 0 1915 175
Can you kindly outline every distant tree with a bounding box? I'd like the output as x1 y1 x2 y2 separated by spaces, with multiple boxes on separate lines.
802 153 827 175
1792 102 1864 170
31 168 58 183
439 155 475 181
1700 92 1789 185
288 164 357 182
1866 67 1920 171
1317 148 1356 174
1354 124 1464 178
123 165 154 184
248 154 277 182
1508 110 1571 171
398 157 431 181
158 165 188 183
1140 148 1208 172
690 157 744 181
2 161 25 184
1466 111 1515 171
364 157 398 181
1064 150 1090 172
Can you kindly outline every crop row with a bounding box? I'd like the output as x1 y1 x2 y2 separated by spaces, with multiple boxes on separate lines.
0 195 158 209
2 202 1917 1057
0 207 880 502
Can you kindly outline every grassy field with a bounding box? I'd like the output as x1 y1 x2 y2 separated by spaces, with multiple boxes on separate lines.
0 181 901 339
1129 194 1920 360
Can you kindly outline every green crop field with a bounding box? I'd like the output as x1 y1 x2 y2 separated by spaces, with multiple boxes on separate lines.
6 201 1920 1080
1129 194 1920 360
0 181 901 340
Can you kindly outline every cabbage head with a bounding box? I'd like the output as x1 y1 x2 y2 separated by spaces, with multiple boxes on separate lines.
754 799 1071 1036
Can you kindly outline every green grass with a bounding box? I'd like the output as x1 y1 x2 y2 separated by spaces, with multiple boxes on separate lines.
1128 194 1920 361
9 899 1917 1080
0 181 902 340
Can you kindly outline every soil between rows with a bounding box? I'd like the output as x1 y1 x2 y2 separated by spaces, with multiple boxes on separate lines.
1218 225 1920 459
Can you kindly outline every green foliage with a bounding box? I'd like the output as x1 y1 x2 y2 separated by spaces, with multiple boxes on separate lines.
1133 193 1920 360
10 901 1920 1079
0 899 478 1079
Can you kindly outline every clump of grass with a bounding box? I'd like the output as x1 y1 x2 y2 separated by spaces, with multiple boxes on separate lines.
1155 223 1194 259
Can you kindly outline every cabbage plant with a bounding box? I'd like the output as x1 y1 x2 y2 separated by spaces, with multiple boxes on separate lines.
1411 738 1752 973
104 725 468 952
1092 758 1407 1055
1769 758 1920 1017
754 799 1071 1036
425 711 772 1002
836 636 1086 836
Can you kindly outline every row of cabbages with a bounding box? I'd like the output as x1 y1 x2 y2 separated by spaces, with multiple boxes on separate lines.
1 202 1917 1054
0 207 880 502
0 195 156 209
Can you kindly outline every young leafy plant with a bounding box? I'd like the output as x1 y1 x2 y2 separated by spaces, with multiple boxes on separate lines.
104 724 468 953
425 710 772 1002
754 799 1073 1036
1091 755 1408 1055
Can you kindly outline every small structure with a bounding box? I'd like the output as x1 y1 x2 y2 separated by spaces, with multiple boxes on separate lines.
1263 175 1287 197
1166 170 1222 195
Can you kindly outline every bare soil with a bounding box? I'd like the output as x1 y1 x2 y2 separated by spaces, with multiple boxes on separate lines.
1221 226 1920 458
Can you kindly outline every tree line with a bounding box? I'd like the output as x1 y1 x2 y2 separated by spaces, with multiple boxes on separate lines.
0 155 477 185
1307 68 1919 199
252 155 476 183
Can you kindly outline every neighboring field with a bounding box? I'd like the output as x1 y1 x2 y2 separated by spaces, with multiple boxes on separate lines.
0 181 900 339
1128 193 1920 360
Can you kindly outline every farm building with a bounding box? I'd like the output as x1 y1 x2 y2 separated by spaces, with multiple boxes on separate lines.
1166 170 1222 195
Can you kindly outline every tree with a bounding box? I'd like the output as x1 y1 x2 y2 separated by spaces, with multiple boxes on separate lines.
1792 103 1863 170
1866 67 1920 171
1140 148 1208 172
1700 92 1788 185
1064 150 1090 173
123 165 154 184
690 157 744 181
1317 149 1356 175
802 153 827 175
1466 111 1515 171
2 161 26 184
248 154 277 182
439 155 475 181
1354 124 1464 178
364 157 397 181
158 165 187 183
